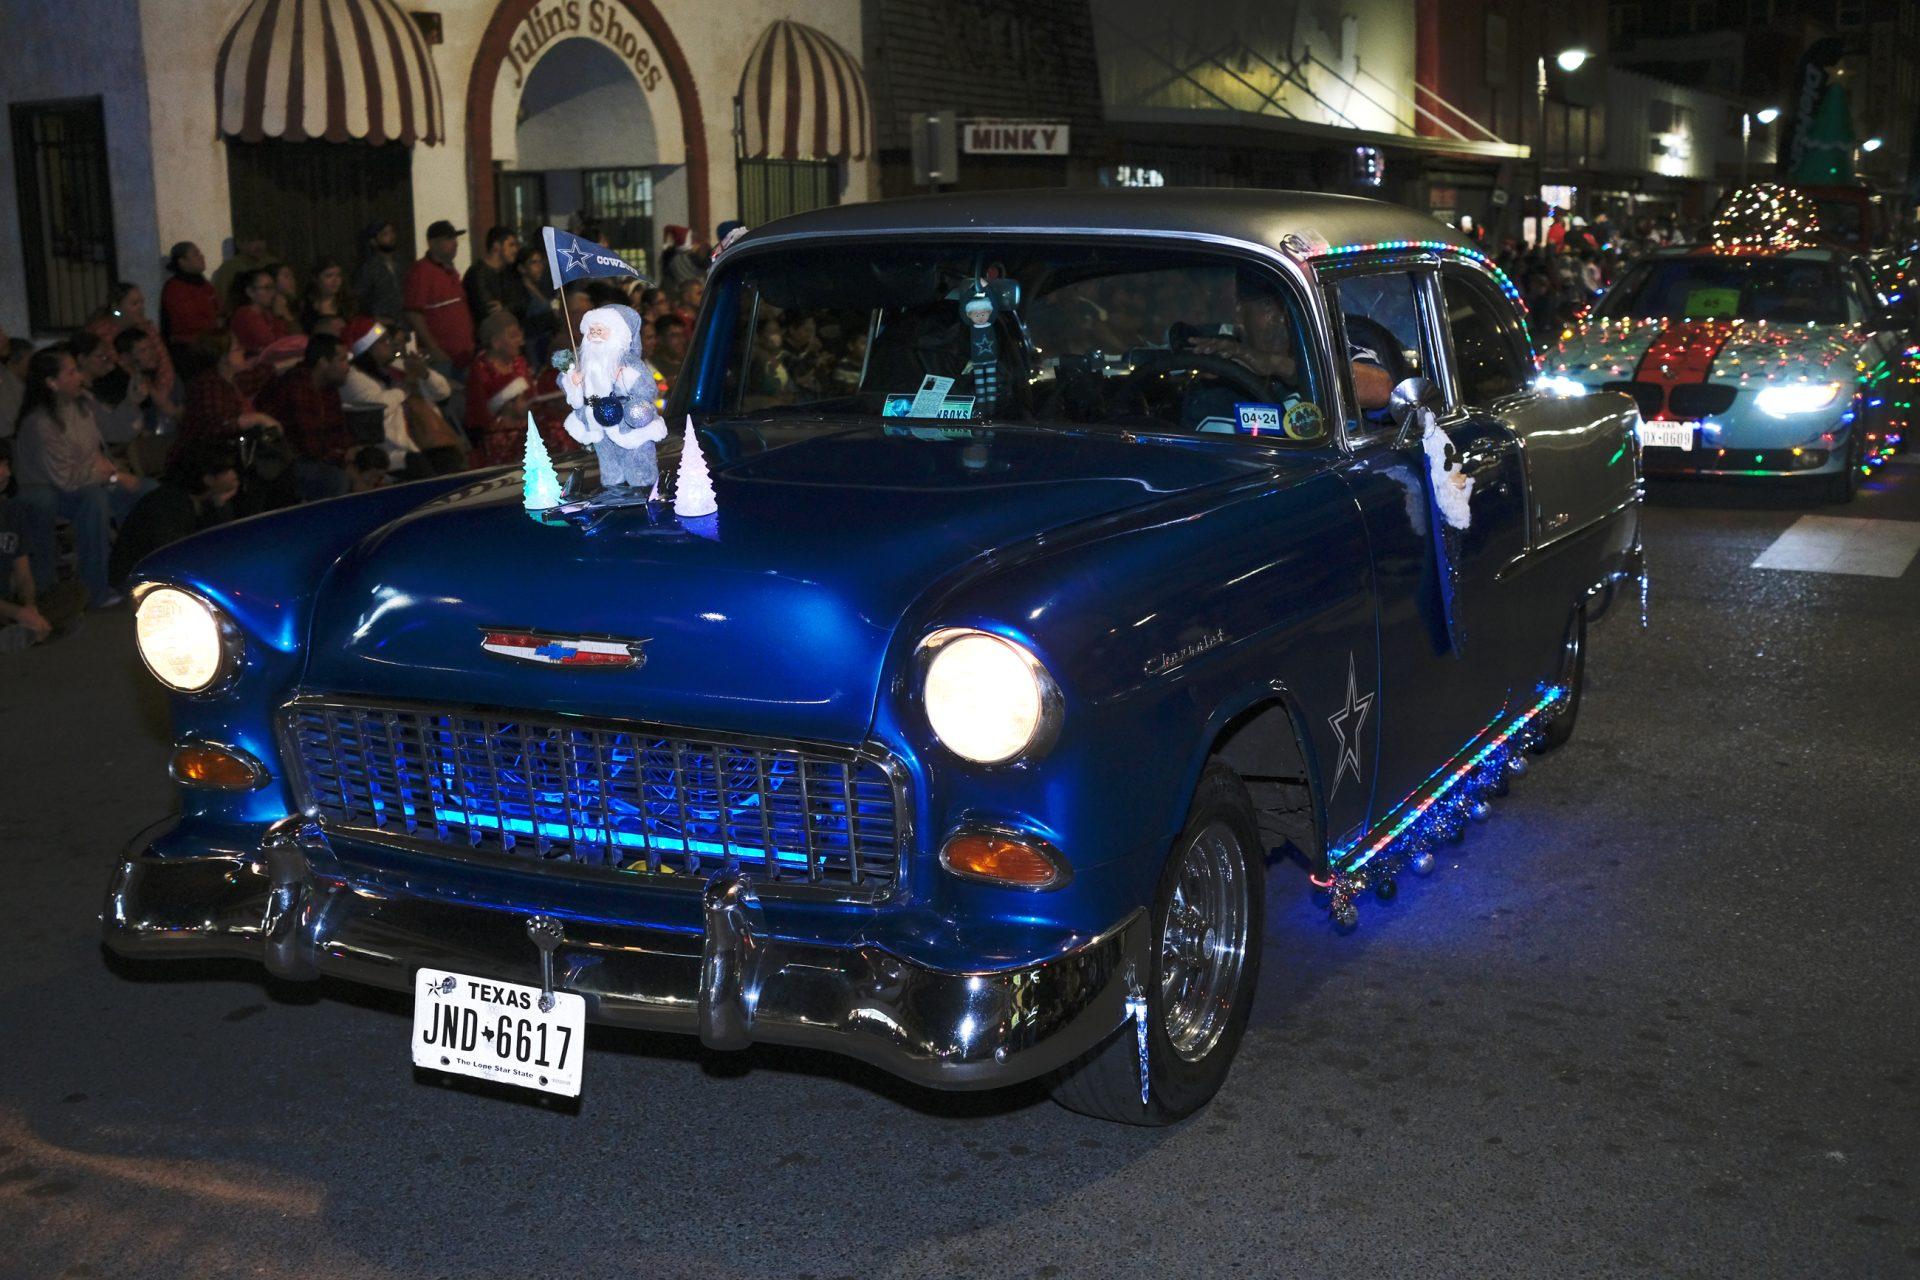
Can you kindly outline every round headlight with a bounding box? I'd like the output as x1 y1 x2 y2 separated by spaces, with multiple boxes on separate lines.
920 630 1060 765
134 587 230 693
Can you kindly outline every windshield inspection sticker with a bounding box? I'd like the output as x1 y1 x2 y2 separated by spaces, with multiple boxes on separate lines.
1234 403 1284 436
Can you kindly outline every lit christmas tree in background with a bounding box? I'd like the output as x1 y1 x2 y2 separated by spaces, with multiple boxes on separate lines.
673 416 718 518
522 413 563 510
1791 83 1854 185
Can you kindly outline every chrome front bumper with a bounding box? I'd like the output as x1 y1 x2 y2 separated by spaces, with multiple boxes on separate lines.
102 818 1146 1091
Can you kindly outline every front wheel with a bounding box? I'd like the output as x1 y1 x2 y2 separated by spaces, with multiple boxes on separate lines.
1049 763 1265 1124
1820 430 1863 504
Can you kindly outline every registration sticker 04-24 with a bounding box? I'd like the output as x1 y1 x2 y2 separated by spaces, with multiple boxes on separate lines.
412 968 586 1098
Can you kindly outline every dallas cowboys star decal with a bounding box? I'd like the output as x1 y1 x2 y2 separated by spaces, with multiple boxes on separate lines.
560 243 589 277
1327 652 1375 801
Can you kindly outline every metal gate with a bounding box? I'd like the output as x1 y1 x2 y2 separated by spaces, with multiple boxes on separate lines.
9 98 117 332
583 168 655 280
226 139 416 281
735 159 838 229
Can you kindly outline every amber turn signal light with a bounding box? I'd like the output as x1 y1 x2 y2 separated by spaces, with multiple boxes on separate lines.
169 742 266 790
940 830 1069 890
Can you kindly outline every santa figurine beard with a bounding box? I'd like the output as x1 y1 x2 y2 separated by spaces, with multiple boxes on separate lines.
563 303 667 490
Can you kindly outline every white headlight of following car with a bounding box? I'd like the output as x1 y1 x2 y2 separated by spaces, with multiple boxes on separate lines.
1535 374 1590 398
134 586 231 693
920 629 1061 765
1755 382 1843 417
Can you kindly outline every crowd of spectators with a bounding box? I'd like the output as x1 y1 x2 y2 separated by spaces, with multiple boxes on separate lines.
0 213 731 652
1487 211 1694 342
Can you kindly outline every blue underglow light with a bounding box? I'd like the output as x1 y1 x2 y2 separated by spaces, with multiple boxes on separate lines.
1333 686 1566 874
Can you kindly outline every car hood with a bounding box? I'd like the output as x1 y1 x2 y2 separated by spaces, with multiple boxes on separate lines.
1550 318 1870 385
302 420 1278 742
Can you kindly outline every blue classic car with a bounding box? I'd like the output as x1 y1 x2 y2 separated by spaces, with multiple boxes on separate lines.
1545 244 1909 500
108 190 1642 1124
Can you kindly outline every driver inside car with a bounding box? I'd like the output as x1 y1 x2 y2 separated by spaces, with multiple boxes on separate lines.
1189 276 1396 413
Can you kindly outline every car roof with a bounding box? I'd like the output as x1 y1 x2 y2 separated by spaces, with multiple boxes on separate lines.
741 187 1482 260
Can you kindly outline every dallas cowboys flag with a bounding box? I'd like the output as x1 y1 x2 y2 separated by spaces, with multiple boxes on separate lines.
543 227 648 291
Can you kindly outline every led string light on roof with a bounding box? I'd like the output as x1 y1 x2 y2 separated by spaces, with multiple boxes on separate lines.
1291 233 1525 307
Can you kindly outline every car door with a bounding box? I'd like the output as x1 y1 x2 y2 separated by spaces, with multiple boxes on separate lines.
1323 257 1524 826
1429 264 1540 683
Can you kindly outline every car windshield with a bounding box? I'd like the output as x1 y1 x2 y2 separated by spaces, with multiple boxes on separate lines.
1596 256 1853 324
680 240 1329 442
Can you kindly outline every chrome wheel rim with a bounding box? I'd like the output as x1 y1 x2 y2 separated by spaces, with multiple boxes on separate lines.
1159 819 1251 1063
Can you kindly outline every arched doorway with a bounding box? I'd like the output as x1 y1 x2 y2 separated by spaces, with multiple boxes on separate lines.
496 38 669 274
467 0 707 263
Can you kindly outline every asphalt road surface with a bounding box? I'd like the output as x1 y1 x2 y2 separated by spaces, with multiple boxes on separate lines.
5 459 1919 1280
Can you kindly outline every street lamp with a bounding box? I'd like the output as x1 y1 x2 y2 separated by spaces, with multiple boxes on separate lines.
1863 137 1884 152
1532 47 1592 245
1742 106 1781 183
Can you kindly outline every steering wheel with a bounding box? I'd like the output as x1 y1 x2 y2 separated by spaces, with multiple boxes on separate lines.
1125 350 1282 406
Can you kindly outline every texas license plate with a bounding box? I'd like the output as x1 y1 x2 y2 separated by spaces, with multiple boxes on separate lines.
1639 421 1694 451
412 968 586 1097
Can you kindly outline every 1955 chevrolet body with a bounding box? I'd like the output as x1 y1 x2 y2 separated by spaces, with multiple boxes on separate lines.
107 190 1642 1123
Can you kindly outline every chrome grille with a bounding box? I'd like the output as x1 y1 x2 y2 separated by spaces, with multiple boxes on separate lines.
282 698 902 896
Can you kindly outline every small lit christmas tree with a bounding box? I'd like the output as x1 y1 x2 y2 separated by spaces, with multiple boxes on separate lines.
673 416 717 518
522 413 562 510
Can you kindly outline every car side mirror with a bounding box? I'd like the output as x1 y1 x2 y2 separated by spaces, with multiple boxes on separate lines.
1388 376 1443 432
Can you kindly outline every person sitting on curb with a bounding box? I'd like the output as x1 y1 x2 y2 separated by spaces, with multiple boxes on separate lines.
0 438 87 650
11 347 154 608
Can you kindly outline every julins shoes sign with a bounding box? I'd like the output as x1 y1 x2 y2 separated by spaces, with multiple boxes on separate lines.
506 0 666 92
962 121 1071 156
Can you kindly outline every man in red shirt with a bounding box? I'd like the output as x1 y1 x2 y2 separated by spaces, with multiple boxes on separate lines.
256 335 354 502
404 220 476 376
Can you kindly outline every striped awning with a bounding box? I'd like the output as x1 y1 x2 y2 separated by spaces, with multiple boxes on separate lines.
216 0 445 146
738 21 870 162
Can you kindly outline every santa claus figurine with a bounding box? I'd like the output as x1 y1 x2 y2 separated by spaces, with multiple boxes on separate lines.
562 303 668 490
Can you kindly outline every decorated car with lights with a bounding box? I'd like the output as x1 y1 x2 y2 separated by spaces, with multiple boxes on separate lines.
1545 189 1909 500
107 191 1641 1125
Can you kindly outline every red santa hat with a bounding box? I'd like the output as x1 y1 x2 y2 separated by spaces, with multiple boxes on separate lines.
664 225 689 246
343 316 385 358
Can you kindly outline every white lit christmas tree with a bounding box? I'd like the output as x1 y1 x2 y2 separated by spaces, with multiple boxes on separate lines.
522 413 562 510
673 416 717 518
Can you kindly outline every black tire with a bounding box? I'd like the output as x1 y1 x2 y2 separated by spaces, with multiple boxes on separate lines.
1821 431 1862 504
1049 763 1265 1125
1533 605 1586 753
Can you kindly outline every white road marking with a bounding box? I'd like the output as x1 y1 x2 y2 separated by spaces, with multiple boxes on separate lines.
1751 515 1920 578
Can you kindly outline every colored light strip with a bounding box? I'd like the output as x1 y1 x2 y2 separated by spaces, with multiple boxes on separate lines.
1315 239 1524 307
1333 686 1567 874
430 809 817 869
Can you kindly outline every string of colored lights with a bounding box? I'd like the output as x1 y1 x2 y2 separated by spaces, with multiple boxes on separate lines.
1709 182 1819 253
1330 684 1568 877
1313 238 1525 307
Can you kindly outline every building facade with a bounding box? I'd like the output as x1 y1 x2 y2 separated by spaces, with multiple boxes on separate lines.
2 0 875 335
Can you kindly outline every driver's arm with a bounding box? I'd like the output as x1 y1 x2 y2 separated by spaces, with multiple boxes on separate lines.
1351 360 1393 411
